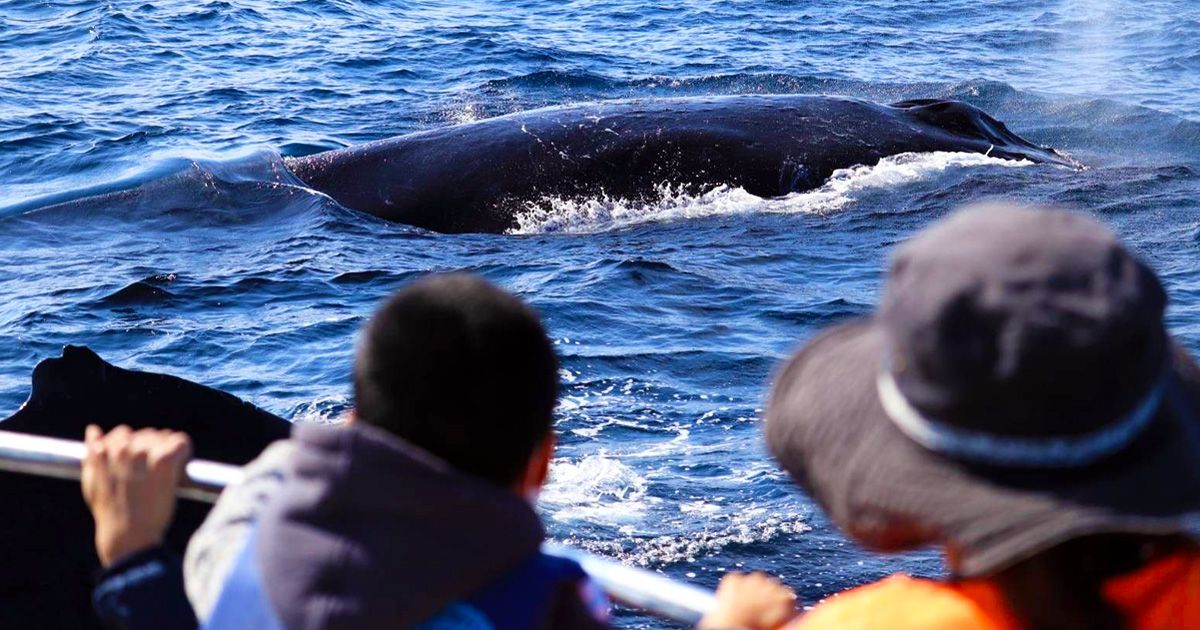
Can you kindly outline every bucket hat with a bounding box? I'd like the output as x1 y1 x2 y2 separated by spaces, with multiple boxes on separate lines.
765 205 1200 576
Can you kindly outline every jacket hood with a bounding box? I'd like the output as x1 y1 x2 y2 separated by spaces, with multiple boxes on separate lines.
257 422 544 630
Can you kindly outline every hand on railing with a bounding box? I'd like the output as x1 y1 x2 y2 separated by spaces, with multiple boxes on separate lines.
699 572 798 629
81 425 192 566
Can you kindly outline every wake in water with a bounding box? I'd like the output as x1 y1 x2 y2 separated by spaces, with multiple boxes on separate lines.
511 152 1035 234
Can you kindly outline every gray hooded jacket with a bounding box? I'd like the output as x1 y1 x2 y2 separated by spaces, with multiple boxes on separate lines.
185 422 603 629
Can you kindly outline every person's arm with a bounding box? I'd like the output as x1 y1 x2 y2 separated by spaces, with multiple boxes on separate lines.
82 425 198 630
698 572 798 630
92 546 197 630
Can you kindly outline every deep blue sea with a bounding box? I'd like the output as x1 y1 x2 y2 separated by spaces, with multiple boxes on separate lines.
2 1 1199 627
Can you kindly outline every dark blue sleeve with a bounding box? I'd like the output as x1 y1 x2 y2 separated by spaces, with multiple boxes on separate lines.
93 546 198 630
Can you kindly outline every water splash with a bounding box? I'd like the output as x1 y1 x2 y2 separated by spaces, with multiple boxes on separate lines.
510 152 1033 234
542 453 652 521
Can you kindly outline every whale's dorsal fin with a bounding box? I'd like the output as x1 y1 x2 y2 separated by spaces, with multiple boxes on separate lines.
889 99 1023 146
1 345 290 463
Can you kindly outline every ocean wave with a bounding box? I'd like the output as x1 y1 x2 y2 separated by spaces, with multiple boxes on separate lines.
510 152 1034 234
288 395 352 425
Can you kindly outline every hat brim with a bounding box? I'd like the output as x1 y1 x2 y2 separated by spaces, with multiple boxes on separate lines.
766 319 1200 577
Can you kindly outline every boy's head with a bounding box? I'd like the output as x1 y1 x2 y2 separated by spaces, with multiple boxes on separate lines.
353 274 559 487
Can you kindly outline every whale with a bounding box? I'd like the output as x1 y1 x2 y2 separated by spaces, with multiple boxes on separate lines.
285 95 1074 233
0 347 290 629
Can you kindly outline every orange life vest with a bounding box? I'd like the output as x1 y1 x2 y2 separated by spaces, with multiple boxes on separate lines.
790 550 1200 630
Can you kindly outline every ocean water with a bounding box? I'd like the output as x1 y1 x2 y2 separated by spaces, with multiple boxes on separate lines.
2 0 1199 627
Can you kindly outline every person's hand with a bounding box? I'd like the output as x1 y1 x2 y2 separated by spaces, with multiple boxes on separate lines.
81 425 192 566
698 572 797 629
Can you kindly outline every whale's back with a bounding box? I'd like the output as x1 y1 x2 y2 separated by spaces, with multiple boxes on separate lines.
285 95 1072 233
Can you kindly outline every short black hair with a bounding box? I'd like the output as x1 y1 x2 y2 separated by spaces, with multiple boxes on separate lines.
353 274 559 486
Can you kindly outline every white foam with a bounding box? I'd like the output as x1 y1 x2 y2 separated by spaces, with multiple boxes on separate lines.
541 446 810 566
541 453 652 522
556 508 812 567
509 152 1032 235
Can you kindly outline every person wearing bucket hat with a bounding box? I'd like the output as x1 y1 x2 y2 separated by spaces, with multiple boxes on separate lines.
766 205 1200 629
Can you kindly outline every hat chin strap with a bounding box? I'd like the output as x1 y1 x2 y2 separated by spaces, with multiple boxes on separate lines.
876 370 1166 468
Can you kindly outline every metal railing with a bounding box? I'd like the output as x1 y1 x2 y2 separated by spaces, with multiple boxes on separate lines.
0 429 715 624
